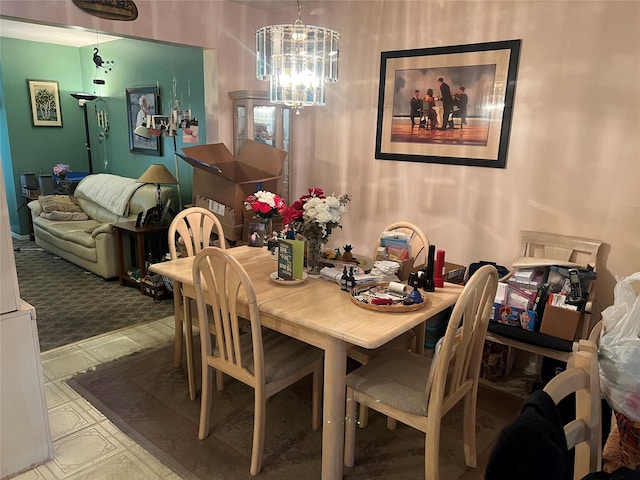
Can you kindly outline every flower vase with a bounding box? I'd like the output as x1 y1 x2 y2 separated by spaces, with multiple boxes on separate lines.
261 218 273 237
306 237 323 276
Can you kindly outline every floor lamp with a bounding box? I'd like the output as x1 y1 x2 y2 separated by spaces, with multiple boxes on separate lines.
70 93 97 174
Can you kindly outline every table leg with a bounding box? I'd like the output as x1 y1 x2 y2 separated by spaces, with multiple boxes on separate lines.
136 232 146 292
322 338 347 479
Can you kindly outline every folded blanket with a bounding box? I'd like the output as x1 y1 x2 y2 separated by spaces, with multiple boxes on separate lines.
75 174 143 217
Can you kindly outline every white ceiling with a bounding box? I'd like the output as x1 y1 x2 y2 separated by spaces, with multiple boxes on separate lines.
0 18 122 47
0 1 302 47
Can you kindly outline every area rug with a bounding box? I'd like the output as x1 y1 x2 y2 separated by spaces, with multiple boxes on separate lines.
68 343 525 479
12 238 175 351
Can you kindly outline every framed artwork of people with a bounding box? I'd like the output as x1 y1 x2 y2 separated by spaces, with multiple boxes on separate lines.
375 39 521 168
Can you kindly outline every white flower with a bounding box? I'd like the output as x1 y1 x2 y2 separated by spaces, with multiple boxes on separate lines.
254 190 276 208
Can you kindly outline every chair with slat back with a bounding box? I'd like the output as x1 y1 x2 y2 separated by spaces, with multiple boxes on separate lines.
486 340 601 480
193 247 324 476
486 230 602 373
544 340 601 480
344 265 499 479
348 222 430 428
168 206 227 400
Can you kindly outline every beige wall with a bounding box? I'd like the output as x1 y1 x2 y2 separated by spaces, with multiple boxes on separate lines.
2 0 639 315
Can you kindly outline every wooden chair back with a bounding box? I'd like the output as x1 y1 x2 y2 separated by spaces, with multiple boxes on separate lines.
517 230 601 269
167 206 226 400
193 247 262 386
543 340 601 479
168 206 226 260
372 221 430 270
513 230 602 339
428 264 499 417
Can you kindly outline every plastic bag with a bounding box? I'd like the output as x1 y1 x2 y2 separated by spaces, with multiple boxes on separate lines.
598 272 640 422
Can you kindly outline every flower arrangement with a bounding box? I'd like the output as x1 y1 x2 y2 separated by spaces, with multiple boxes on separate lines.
281 187 351 243
244 190 286 221
53 163 70 179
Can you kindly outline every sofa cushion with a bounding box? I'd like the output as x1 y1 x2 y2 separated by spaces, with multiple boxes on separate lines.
38 195 83 213
33 216 101 249
40 211 89 221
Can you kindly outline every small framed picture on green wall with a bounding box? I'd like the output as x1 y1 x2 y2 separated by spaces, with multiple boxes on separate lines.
27 79 62 127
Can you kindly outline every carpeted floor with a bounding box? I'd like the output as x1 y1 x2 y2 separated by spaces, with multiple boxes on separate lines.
68 342 526 479
12 237 175 351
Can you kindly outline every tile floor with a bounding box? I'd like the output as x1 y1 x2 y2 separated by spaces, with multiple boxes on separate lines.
13 316 181 480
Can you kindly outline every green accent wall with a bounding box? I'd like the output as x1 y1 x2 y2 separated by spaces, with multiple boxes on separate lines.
1 36 204 236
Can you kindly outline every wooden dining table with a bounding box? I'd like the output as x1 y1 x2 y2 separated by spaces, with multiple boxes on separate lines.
150 245 463 479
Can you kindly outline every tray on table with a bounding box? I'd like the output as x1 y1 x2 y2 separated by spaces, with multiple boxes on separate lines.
350 282 429 312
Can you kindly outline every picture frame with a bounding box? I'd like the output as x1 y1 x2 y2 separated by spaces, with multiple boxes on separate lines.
375 39 521 168
247 223 266 248
126 86 161 156
27 80 62 127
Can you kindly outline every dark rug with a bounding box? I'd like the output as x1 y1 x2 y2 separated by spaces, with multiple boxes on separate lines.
12 238 175 351
68 343 525 479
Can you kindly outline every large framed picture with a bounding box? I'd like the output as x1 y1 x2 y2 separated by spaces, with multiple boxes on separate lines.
28 80 62 127
126 86 161 156
375 39 521 168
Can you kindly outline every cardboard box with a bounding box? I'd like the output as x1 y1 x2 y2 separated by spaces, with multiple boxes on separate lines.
491 302 537 331
195 195 244 241
182 140 287 229
539 305 581 341
394 257 424 282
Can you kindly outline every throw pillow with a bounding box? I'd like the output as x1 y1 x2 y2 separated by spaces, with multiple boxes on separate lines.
38 195 83 213
40 211 89 221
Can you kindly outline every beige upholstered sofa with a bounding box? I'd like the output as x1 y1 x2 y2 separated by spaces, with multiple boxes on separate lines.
28 173 173 279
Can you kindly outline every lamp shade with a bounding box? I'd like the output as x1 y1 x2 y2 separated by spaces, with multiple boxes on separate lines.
137 164 178 185
133 125 151 139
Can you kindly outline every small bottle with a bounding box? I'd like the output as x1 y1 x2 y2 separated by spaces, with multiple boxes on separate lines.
348 266 356 290
341 266 349 291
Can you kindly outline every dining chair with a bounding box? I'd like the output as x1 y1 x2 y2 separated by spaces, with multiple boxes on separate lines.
344 264 498 479
485 230 603 376
485 340 601 480
168 206 227 400
193 246 324 476
348 221 430 427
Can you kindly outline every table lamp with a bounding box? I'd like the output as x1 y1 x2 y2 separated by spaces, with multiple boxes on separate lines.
137 164 178 211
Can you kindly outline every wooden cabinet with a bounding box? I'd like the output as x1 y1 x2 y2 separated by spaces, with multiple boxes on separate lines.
229 90 293 203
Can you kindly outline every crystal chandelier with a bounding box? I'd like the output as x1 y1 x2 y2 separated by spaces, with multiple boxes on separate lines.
256 0 340 113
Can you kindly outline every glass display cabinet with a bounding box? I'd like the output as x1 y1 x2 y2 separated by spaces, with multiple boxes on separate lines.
229 90 292 202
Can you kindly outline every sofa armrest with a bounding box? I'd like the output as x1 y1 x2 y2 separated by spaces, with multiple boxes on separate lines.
27 199 43 217
92 223 114 238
